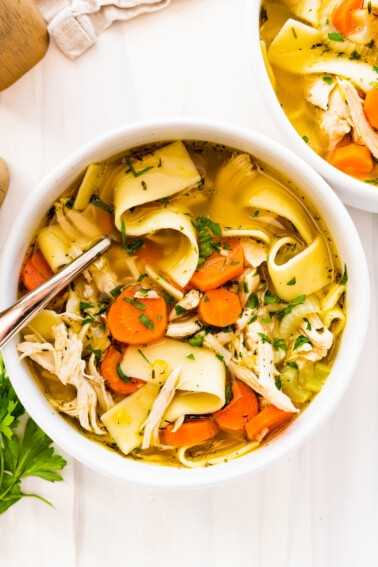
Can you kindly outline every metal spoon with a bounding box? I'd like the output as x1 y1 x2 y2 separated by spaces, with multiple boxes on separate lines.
0 236 112 349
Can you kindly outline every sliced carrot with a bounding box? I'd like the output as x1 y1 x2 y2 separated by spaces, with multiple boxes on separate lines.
160 418 219 448
100 344 145 395
198 287 242 327
107 285 168 344
331 0 363 36
189 238 244 292
214 380 259 433
21 251 54 291
364 87 378 130
327 143 373 176
245 405 294 441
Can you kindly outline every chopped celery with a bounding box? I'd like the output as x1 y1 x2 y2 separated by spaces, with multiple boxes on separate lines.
280 365 312 404
304 363 331 393
73 163 107 210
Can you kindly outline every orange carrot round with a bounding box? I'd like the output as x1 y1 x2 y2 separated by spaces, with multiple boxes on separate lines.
189 238 244 291
100 344 144 395
214 380 259 433
21 250 54 291
331 0 363 36
160 418 219 448
245 405 294 441
364 87 378 130
198 287 242 327
107 286 168 344
327 143 373 176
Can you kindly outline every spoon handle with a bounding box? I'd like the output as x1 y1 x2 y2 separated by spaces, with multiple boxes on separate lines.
0 236 112 349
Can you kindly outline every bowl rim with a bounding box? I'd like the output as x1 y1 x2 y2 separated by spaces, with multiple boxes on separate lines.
0 117 370 489
244 0 378 213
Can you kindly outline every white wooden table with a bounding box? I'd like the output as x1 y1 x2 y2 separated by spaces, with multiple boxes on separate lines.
1 1 378 565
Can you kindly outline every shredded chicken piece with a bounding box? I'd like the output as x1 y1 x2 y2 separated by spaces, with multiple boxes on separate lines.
169 289 201 321
338 79 378 158
229 361 297 413
134 288 161 299
305 76 335 111
242 320 298 412
203 333 232 365
166 317 202 338
17 323 111 434
238 267 260 307
320 86 352 150
142 366 181 449
240 238 267 268
299 313 334 353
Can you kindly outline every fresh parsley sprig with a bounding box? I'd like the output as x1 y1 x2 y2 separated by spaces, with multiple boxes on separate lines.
0 353 67 514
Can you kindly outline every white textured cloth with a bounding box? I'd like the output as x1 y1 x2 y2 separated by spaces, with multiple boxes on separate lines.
36 0 172 60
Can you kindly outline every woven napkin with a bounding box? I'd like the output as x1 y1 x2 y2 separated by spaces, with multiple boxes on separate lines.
36 0 172 60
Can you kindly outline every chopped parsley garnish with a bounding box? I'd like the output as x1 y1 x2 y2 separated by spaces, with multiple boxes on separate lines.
340 264 348 284
193 216 223 269
124 297 146 310
287 277 296 286
139 314 154 330
124 156 154 178
328 32 344 42
188 335 204 347
116 363 131 383
293 335 312 350
175 305 187 316
89 195 113 213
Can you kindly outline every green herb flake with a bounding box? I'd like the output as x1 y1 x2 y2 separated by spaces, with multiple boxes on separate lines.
124 297 146 310
89 195 113 213
188 335 204 347
258 332 271 344
124 156 154 178
322 76 333 84
293 335 312 350
186 353 195 360
116 363 131 383
175 305 187 316
273 338 287 351
287 277 296 286
139 314 154 330
340 264 348 284
328 32 344 42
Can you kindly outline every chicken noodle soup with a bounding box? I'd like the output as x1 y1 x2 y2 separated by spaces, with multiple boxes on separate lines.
259 0 378 183
17 140 347 468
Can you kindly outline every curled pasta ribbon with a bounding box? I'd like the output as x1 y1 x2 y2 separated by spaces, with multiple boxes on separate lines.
123 206 199 288
268 235 332 301
121 338 226 424
113 140 201 231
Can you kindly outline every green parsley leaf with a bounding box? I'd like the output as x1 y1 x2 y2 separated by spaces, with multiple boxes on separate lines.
89 195 113 213
139 314 155 330
0 353 66 514
328 32 344 41
293 335 312 350
124 156 154 178
124 297 146 310
116 363 131 383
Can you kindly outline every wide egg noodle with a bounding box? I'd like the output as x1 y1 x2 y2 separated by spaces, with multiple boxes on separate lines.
123 205 199 287
120 338 226 422
113 140 201 230
241 172 333 301
268 235 332 301
268 18 378 92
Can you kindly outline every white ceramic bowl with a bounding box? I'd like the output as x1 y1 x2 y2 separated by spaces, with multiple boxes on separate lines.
246 0 378 213
0 118 370 489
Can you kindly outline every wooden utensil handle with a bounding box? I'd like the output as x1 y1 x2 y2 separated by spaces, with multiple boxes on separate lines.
0 0 49 91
